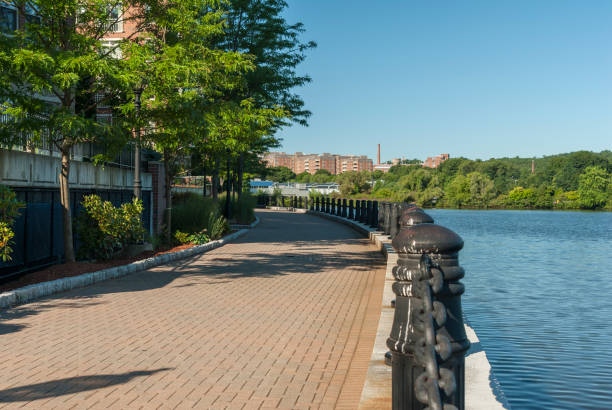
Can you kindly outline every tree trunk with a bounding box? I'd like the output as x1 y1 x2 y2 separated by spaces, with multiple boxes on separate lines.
212 156 219 199
225 153 231 218
163 150 173 243
201 162 207 197
59 149 75 263
237 152 244 200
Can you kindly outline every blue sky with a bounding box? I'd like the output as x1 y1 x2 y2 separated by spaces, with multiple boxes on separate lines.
275 0 612 163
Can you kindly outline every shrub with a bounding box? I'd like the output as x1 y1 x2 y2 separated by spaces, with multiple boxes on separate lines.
172 193 220 234
171 193 229 241
174 230 191 245
188 230 210 245
231 193 256 224
0 185 24 262
77 195 145 260
208 211 229 240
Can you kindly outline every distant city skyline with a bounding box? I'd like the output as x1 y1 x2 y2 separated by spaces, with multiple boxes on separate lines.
276 0 612 162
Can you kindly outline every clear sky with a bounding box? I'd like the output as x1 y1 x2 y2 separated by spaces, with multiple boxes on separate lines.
275 0 612 163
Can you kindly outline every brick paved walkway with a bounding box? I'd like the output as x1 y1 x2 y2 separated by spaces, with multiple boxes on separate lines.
0 210 386 409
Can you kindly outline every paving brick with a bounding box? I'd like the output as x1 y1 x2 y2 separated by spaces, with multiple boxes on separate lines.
0 210 385 409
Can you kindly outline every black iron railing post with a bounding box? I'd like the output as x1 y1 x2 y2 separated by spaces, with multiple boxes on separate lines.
387 208 469 410
372 201 379 228
389 203 400 238
348 199 354 219
355 199 361 221
359 200 365 223
331 198 336 215
366 200 373 226
377 201 385 231
342 199 347 218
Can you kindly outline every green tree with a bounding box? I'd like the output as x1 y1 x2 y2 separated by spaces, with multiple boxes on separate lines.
311 169 335 183
468 172 495 208
266 166 295 182
210 0 316 195
121 0 255 235
578 166 610 209
337 171 369 196
0 0 142 261
444 175 470 208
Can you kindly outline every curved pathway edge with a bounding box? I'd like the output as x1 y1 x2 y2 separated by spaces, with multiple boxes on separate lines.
0 217 260 310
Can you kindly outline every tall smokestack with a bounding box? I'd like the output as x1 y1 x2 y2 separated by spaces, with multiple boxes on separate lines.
377 144 381 165
532 159 535 174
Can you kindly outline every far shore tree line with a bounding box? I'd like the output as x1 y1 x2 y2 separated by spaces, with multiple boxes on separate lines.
258 150 612 211
0 0 315 262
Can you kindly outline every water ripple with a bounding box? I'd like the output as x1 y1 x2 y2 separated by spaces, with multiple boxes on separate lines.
428 209 612 410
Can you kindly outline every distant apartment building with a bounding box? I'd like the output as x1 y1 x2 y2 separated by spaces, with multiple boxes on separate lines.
262 152 373 175
423 153 450 168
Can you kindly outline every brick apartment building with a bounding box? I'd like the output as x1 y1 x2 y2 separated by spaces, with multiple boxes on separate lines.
423 153 450 168
263 152 373 175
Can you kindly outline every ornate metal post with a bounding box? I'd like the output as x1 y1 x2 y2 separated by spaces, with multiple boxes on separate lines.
360 200 367 223
377 201 385 231
342 199 347 218
372 201 379 228
348 199 354 219
383 202 391 235
389 203 400 238
331 198 336 215
366 200 373 226
387 210 469 410
326 197 331 213
315 197 319 211
336 198 342 216
354 199 361 221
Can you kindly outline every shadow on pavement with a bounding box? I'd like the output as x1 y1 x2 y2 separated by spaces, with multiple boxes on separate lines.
0 368 171 402
0 210 383 335
0 298 106 336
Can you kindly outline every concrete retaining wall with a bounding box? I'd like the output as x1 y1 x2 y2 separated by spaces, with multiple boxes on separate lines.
0 149 152 190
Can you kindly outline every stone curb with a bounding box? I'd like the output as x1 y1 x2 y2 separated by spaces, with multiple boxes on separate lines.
307 210 508 409
0 216 260 310
264 206 308 213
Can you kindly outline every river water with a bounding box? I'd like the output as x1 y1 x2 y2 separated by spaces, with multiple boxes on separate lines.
426 209 612 410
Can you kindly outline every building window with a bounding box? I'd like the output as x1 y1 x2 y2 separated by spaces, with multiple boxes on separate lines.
24 4 41 25
0 5 17 32
105 3 123 32
101 39 122 59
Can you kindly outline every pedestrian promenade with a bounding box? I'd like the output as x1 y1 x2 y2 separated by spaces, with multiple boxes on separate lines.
0 210 386 409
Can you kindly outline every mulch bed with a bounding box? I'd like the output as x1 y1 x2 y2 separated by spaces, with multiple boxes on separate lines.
0 244 194 293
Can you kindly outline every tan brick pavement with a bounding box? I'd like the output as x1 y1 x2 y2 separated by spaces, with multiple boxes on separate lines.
0 210 385 409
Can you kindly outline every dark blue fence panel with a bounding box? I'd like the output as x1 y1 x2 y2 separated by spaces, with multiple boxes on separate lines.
0 188 153 280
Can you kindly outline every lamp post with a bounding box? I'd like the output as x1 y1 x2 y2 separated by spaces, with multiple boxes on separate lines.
133 87 143 200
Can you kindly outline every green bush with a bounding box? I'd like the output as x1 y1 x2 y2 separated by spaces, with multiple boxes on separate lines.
174 230 191 245
231 193 256 224
172 193 221 234
0 185 24 262
171 193 230 241
208 211 229 240
77 195 145 260
188 230 210 245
